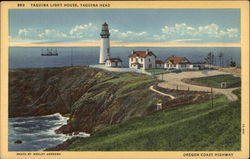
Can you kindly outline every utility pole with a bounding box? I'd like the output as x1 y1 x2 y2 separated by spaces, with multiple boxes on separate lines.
71 48 73 67
211 87 213 108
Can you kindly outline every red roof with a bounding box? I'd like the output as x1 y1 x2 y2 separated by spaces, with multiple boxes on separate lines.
106 58 122 62
156 60 164 64
128 50 156 58
191 62 206 64
165 57 190 64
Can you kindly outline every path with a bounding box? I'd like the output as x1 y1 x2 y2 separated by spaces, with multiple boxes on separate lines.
149 85 176 99
156 70 239 101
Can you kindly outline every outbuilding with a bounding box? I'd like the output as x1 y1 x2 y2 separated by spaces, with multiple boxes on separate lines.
105 58 122 67
156 60 164 69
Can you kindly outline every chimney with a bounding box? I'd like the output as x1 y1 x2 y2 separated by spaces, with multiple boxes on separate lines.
146 49 149 54
131 49 135 54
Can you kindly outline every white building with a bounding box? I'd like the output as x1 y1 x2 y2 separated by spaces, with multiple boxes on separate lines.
164 57 192 70
156 60 164 69
128 49 156 69
164 57 206 70
192 62 206 70
105 58 122 67
99 22 110 64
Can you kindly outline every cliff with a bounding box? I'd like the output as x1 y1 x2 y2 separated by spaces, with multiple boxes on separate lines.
9 67 164 134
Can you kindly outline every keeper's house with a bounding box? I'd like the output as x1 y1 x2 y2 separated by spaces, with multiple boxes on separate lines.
128 49 156 69
164 57 191 70
164 56 205 70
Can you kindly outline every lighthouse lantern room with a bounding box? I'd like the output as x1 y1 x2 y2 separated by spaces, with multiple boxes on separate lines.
99 22 110 64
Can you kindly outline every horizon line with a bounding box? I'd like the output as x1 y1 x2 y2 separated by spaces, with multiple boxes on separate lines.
9 43 241 48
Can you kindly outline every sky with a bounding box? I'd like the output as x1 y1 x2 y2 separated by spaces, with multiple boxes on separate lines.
9 9 240 47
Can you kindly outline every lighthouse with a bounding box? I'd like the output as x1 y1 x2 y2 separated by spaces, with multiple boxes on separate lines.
99 22 110 64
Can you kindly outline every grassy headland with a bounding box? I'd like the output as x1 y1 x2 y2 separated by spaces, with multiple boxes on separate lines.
9 67 241 151
67 88 240 151
182 74 241 88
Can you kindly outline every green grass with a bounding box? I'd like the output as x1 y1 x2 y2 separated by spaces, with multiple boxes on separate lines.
71 71 158 112
183 74 241 88
145 68 165 72
180 69 201 72
67 89 241 151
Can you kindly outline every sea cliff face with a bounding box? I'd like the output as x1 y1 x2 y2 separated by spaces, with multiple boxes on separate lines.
9 67 163 134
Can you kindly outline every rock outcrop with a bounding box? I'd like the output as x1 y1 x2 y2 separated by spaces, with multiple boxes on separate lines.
9 67 164 134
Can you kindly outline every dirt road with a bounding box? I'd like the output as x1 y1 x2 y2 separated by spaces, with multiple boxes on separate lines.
156 70 240 101
149 85 176 99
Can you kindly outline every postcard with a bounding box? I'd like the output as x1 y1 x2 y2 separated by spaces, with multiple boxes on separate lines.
0 1 249 159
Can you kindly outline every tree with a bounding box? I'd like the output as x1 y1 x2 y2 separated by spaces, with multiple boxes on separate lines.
230 58 236 67
204 52 214 68
218 52 224 67
211 53 215 65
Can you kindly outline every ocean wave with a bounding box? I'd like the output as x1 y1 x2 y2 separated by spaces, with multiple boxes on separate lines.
8 113 87 151
35 136 67 142
78 132 90 137
9 113 69 120
13 127 29 131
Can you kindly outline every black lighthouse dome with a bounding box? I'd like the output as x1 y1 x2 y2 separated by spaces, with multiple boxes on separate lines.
100 22 110 38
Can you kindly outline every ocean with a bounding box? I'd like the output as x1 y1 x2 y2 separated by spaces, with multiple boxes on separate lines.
9 113 89 151
9 47 241 69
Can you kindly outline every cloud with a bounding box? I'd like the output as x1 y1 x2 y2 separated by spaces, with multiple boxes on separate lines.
10 36 50 44
18 28 35 39
162 23 197 36
170 39 202 43
159 23 239 40
225 28 238 38
110 28 147 41
12 22 239 45
38 29 67 38
69 23 97 38
17 28 67 40
12 23 99 44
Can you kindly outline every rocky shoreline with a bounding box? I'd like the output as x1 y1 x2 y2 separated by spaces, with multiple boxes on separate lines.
9 67 163 135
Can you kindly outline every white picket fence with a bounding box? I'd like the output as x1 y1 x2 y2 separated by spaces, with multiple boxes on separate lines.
89 64 167 75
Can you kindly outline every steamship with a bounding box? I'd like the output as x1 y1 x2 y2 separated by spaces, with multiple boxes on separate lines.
41 48 58 56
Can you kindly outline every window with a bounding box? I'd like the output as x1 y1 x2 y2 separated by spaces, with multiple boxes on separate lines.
131 58 133 62
149 58 151 62
136 58 138 62
141 58 143 62
174 64 176 67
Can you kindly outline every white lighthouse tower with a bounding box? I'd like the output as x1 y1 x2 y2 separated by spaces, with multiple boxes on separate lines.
99 22 110 64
